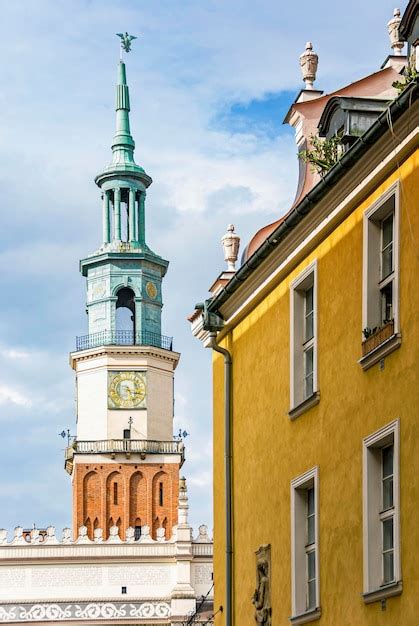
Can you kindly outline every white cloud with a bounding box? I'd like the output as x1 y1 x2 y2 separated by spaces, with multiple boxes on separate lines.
0 384 32 408
0 346 31 360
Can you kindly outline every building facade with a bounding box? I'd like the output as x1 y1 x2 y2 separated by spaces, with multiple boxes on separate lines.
192 5 418 626
0 48 213 625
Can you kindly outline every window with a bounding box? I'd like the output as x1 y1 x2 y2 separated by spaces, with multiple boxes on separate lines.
304 287 314 399
134 525 141 541
381 445 394 584
361 185 400 368
362 420 401 603
290 467 320 623
113 482 118 505
159 482 164 506
380 213 394 324
306 488 316 610
290 262 319 417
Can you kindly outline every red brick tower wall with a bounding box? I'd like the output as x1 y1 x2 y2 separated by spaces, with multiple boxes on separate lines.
73 462 179 540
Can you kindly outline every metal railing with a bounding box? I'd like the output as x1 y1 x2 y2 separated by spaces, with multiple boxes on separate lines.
75 330 173 351
66 439 184 458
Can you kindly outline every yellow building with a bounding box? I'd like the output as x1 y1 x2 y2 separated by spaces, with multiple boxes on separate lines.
191 5 419 625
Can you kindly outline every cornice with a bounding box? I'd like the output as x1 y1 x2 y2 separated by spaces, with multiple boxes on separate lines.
70 345 181 369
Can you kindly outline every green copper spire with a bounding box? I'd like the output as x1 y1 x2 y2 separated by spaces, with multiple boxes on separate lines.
80 37 170 349
95 58 151 187
111 61 135 161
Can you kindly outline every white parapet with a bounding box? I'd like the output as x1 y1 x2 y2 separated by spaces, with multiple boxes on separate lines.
0 523 213 624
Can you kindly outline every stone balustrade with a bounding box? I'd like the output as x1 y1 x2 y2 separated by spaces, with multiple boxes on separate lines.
0 523 212 546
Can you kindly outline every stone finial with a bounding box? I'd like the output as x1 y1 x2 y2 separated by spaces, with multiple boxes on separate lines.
0 529 7 545
156 527 166 542
62 527 72 543
221 224 240 272
76 525 91 544
93 528 103 543
139 525 152 542
195 524 210 543
44 526 58 544
11 526 25 545
126 527 135 543
107 525 122 543
178 477 189 526
30 528 41 544
388 8 404 55
300 42 318 89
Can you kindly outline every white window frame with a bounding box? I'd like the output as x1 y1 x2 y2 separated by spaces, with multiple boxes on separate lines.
290 467 321 624
361 182 400 369
290 261 318 417
362 419 402 603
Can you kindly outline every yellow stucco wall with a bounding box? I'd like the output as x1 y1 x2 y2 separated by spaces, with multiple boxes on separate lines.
212 150 419 625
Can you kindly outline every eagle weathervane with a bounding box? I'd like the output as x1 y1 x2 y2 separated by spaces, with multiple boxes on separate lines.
116 32 138 57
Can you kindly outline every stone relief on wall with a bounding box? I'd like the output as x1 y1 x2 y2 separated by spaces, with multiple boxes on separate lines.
251 544 271 626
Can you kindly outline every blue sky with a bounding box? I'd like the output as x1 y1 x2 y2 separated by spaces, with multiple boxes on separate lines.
0 0 406 534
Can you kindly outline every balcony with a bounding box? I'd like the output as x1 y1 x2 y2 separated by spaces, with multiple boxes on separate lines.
65 439 184 474
75 330 173 352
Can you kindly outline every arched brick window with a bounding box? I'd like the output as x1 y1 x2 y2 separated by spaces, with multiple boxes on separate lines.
106 471 124 538
129 471 146 528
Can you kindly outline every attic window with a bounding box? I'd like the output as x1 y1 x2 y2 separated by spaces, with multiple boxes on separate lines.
318 97 390 149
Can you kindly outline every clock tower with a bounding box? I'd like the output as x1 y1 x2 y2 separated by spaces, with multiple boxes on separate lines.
66 55 183 541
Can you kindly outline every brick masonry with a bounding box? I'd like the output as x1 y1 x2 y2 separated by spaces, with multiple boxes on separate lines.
72 461 179 540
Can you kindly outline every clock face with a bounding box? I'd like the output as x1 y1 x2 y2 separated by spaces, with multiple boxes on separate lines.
108 371 147 409
145 281 157 299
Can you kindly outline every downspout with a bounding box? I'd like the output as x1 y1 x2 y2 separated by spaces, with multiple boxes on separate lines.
209 331 233 626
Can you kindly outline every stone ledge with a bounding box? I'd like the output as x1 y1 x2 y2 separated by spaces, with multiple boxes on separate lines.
289 392 320 420
289 607 321 624
362 580 402 604
358 333 401 370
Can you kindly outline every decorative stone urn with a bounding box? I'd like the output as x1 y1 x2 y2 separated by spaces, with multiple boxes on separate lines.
221 224 240 271
300 42 318 89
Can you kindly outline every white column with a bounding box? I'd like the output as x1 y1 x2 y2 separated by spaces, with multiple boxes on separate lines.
102 191 110 244
129 188 136 242
114 187 121 241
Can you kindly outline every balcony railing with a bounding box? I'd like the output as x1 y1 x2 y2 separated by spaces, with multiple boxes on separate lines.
66 439 184 460
75 330 173 352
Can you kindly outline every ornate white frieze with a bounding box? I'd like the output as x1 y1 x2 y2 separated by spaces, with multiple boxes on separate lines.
0 601 171 622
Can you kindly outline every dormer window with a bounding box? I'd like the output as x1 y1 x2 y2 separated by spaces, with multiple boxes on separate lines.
318 97 390 151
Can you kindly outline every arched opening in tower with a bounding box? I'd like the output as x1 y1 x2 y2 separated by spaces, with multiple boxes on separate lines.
115 287 136 336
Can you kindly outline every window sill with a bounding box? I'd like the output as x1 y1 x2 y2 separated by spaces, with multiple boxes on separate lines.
362 580 402 604
289 607 321 624
358 333 401 371
289 392 320 420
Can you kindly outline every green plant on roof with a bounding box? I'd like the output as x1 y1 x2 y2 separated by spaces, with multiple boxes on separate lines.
298 132 344 176
392 63 418 94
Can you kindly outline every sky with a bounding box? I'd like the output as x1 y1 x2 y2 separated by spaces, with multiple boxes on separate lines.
0 0 406 536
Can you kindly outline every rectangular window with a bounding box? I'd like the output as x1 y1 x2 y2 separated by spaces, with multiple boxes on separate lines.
362 184 400 366
290 262 318 415
363 420 401 603
306 487 316 610
159 482 164 506
113 482 118 505
291 467 320 622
